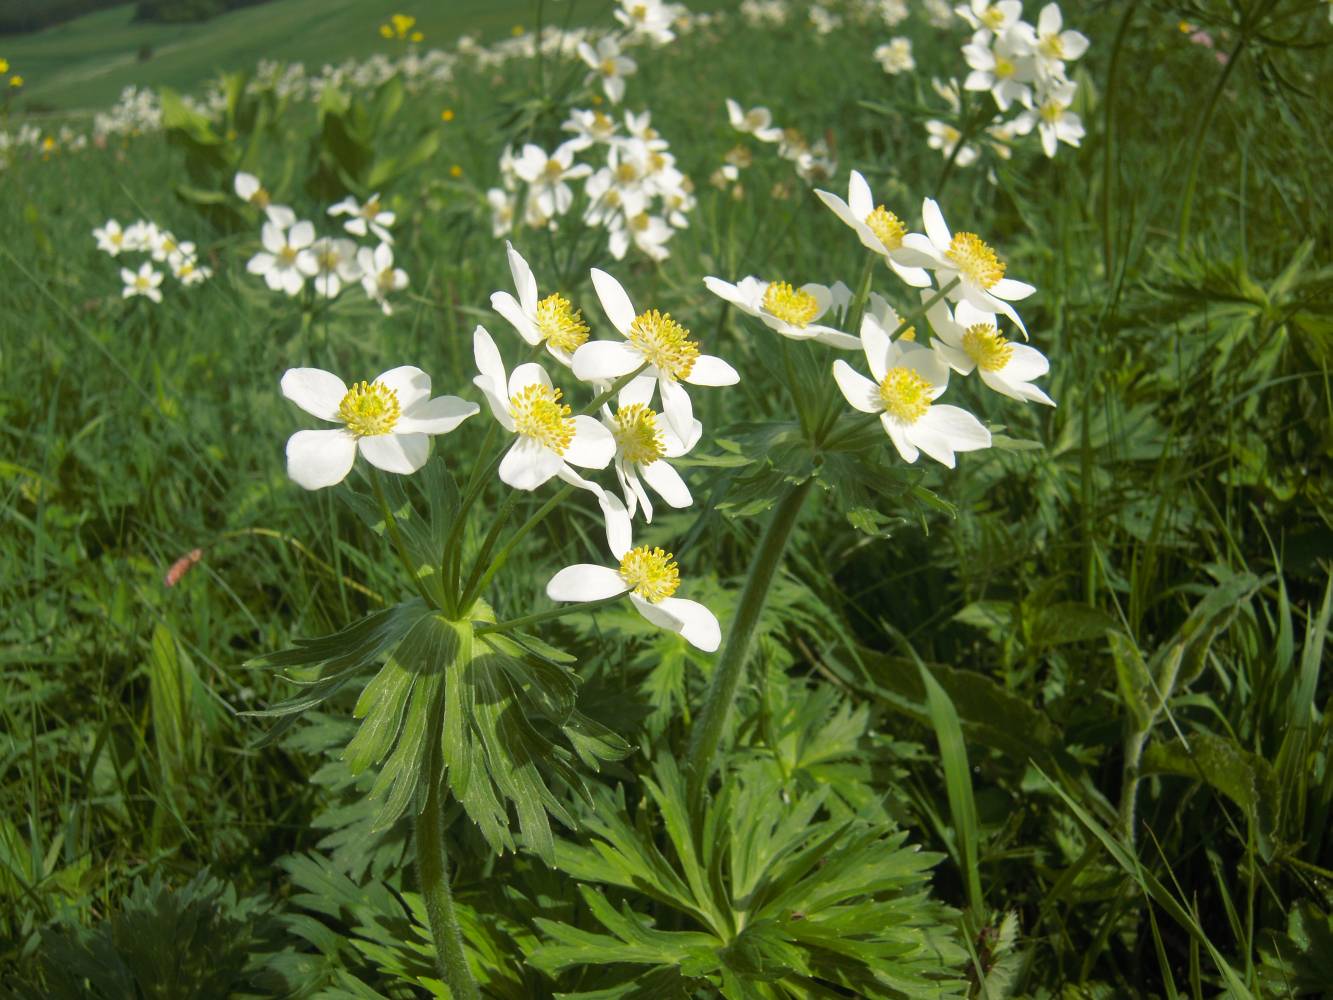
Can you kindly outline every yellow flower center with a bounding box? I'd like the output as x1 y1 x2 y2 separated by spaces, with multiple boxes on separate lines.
277 245 299 266
616 162 640 184
864 205 906 250
509 383 574 454
593 111 613 133
878 366 933 423
362 198 381 219
631 3 648 21
1040 99 1064 124
613 404 665 465
535 293 590 353
134 275 151 291
544 159 565 180
600 58 618 76
980 5 1005 29
338 381 401 437
628 310 699 381
899 325 917 342
251 188 271 209
946 232 1006 289
317 247 341 271
110 231 124 246
962 323 1013 371
1039 34 1064 60
377 268 398 293
180 261 196 277
618 546 680 603
994 55 1016 79
762 281 820 328
744 109 766 130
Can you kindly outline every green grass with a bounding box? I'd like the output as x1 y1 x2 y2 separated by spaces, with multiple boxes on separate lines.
3 0 1332 997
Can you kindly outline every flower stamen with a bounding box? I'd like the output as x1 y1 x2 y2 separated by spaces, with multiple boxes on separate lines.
535 293 590 353
339 381 402 437
864 205 906 251
762 281 820 328
509 383 575 454
878 367 933 423
628 309 698 381
961 323 1013 371
613 404 665 465
946 232 1006 289
618 545 680 603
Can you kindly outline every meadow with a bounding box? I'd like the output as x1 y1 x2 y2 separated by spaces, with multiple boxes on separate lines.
2 0 1332 997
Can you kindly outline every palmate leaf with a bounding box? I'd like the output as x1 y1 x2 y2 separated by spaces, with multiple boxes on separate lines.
533 758 967 998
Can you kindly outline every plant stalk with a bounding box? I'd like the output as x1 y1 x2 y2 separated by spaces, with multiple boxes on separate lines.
685 477 814 798
416 779 481 1000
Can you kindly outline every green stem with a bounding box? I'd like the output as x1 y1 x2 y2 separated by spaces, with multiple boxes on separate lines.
1176 31 1247 252
1100 0 1139 279
416 779 481 1000
457 489 522 608
843 252 877 341
372 473 435 607
476 592 624 635
579 362 651 416
461 485 574 609
685 478 815 798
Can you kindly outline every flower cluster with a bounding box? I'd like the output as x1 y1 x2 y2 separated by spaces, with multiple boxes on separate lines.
1 55 23 90
93 218 212 302
953 0 1089 159
721 99 837 188
237 173 408 313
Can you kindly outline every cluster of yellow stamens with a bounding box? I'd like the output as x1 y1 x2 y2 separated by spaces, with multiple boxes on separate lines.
1039 33 1065 60
946 232 1006 289
509 383 574 454
249 187 271 209
277 244 299 266
599 58 618 77
878 367 933 424
864 205 907 251
543 159 566 180
361 198 381 219
339 381 401 438
628 310 698 381
535 294 590 354
979 4 1007 29
762 281 820 328
618 546 680 603
316 245 343 272
993 55 1017 79
961 323 1013 371
613 405 666 465
616 162 641 185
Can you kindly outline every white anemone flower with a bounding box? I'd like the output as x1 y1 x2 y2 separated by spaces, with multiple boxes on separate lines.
573 268 740 440
604 399 700 522
1012 80 1084 158
121 262 164 303
955 0 1023 32
490 242 591 367
613 0 679 45
1033 4 1089 79
896 198 1035 335
357 243 409 315
512 142 592 218
247 220 318 296
546 542 721 652
924 295 1055 405
171 251 212 287
487 188 516 238
925 119 980 168
873 38 915 75
562 108 621 151
832 313 991 467
328 193 395 244
281 366 478 490
233 171 295 228
308 236 362 298
815 171 931 288
122 220 157 253
578 37 637 104
702 275 860 349
93 219 127 256
962 28 1036 111
472 326 616 491
725 99 783 143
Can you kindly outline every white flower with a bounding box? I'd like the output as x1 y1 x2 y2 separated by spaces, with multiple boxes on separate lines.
513 142 592 218
472 326 616 491
955 0 1023 33
616 211 674 262
328 193 396 244
1032 4 1089 80
546 542 720 651
962 28 1036 111
490 243 591 367
122 220 158 253
307 236 361 298
487 187 516 237
613 0 679 45
357 243 409 315
149 229 184 263
879 0 910 27
1012 79 1084 158
93 219 127 256
562 108 620 150
815 170 931 288
896 198 1035 334
874 37 915 75
832 314 990 467
121 262 164 303
924 294 1054 405
578 37 637 104
573 269 740 440
702 275 861 348
925 119 980 168
725 99 783 143
167 243 211 286
234 171 295 228
605 399 699 521
281 366 478 490
246 220 318 296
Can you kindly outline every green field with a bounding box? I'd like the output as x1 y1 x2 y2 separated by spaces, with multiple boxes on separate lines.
3 0 1332 997
1 0 579 110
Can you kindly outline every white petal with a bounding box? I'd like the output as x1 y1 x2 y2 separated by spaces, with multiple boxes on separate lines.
287 221 316 250
508 362 553 398
657 597 721 652
1004 343 1050 381
589 268 637 333
375 366 432 411
702 276 749 312
893 234 944 269
922 404 991 452
286 428 357 489
860 316 891 383
564 415 616 469
881 416 920 463
491 291 540 346
498 437 563 490
813 329 865 350
639 460 692 508
921 198 952 251
981 369 1056 405
832 361 882 414
888 258 933 288
629 592 685 633
685 355 739 387
659 379 694 440
506 242 539 313
281 368 347 421
572 340 641 382
547 565 628 603
847 170 873 219
260 223 285 254
359 432 430 474
618 374 657 408
473 325 508 395
990 278 1035 301
397 396 479 434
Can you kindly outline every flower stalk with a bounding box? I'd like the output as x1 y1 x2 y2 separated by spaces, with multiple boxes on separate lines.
416 774 481 1000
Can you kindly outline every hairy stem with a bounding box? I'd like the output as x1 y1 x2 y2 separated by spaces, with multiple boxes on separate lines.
372 473 435 608
685 478 814 798
416 780 481 1000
